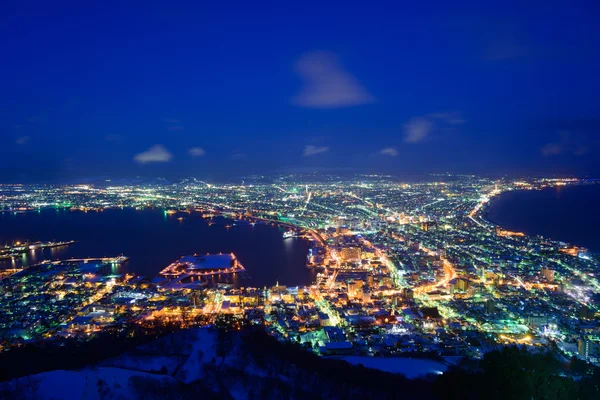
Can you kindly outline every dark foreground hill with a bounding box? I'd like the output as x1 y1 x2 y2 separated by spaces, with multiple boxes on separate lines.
0 327 431 400
1 326 600 399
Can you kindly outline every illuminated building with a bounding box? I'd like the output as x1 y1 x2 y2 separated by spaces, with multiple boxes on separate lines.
319 313 332 327
340 246 361 263
467 284 482 297
578 339 596 358
527 313 548 327
541 267 555 282
347 280 363 298
449 278 470 294
361 288 371 303
158 254 245 290
401 288 414 300
560 246 586 257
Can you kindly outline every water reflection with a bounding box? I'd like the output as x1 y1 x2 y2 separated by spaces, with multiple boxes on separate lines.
0 209 313 287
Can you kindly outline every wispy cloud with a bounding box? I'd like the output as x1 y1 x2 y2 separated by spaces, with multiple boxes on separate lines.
189 147 206 157
540 143 563 156
380 147 398 156
134 145 173 164
404 117 433 143
15 136 30 145
303 145 329 157
230 152 247 160
404 112 465 143
292 51 374 108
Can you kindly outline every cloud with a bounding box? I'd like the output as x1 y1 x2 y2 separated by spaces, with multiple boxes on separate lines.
15 136 30 145
134 145 173 164
227 148 248 160
403 112 465 143
540 143 563 156
380 147 398 156
303 145 329 157
292 51 375 108
404 117 433 143
230 152 247 160
189 147 206 157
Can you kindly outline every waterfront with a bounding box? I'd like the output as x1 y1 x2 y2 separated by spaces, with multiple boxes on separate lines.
0 209 315 287
485 184 600 253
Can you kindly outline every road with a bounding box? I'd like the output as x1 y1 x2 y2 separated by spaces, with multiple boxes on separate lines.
414 246 457 294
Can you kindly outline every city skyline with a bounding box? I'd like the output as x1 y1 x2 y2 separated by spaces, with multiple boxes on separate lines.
1 172 600 397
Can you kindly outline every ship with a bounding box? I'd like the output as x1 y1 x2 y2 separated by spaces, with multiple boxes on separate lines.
1 240 75 257
283 231 298 239
29 240 76 250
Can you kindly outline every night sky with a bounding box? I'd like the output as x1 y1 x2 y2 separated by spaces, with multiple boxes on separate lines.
2 1 600 182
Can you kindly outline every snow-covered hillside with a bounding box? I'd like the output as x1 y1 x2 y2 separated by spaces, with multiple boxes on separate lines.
0 328 434 400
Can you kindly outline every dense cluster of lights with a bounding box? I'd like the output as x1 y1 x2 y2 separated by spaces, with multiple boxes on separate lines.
0 175 599 363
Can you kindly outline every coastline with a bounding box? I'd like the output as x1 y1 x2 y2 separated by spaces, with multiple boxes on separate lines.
482 184 600 253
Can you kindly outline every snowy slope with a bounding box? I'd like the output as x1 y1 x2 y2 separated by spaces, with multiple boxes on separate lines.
1 328 439 399
1 368 179 400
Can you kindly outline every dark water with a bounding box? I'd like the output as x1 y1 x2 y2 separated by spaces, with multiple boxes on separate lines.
485 184 600 252
0 209 315 287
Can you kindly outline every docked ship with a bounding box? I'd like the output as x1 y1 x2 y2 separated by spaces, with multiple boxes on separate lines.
28 240 76 250
0 240 76 260
283 231 298 239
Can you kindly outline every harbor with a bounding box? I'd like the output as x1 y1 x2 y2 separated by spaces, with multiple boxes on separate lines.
0 240 75 260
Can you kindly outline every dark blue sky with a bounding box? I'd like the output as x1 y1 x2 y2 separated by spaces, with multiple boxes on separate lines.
2 1 600 182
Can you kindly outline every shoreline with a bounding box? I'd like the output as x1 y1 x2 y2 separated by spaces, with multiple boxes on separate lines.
482 185 600 254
